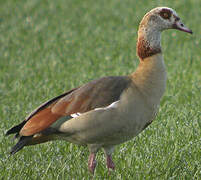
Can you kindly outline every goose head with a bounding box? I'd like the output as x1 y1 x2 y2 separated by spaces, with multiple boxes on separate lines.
137 7 192 60
139 7 192 34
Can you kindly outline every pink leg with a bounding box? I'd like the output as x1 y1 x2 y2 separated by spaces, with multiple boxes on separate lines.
106 155 115 170
88 153 97 174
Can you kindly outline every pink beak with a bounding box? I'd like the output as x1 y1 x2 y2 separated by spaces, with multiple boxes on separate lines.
173 20 193 34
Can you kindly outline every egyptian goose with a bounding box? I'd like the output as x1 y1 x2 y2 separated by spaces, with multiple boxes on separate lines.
6 7 192 174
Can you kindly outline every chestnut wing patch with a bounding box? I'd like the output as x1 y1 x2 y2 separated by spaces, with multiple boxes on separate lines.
6 89 77 137
19 76 131 136
20 107 61 136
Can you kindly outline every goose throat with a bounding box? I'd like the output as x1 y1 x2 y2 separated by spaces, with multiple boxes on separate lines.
137 30 162 60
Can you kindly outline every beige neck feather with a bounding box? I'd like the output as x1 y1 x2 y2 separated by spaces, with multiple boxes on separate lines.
133 20 167 106
131 54 167 106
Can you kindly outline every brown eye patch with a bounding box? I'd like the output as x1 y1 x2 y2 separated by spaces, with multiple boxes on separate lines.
159 8 172 19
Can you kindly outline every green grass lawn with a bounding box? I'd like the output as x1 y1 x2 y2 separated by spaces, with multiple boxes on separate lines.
0 0 200 179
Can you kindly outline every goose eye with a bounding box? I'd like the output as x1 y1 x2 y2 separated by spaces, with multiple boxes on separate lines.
159 9 172 19
162 12 169 19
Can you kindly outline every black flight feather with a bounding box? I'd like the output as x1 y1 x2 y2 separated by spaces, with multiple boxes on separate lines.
10 136 32 155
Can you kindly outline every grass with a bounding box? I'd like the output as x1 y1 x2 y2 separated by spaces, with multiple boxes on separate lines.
0 0 200 179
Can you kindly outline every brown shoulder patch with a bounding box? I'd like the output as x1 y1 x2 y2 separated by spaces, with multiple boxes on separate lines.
52 76 132 115
137 36 161 60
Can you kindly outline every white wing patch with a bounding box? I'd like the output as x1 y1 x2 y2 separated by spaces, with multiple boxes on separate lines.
70 101 119 118
71 112 82 118
95 101 119 111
